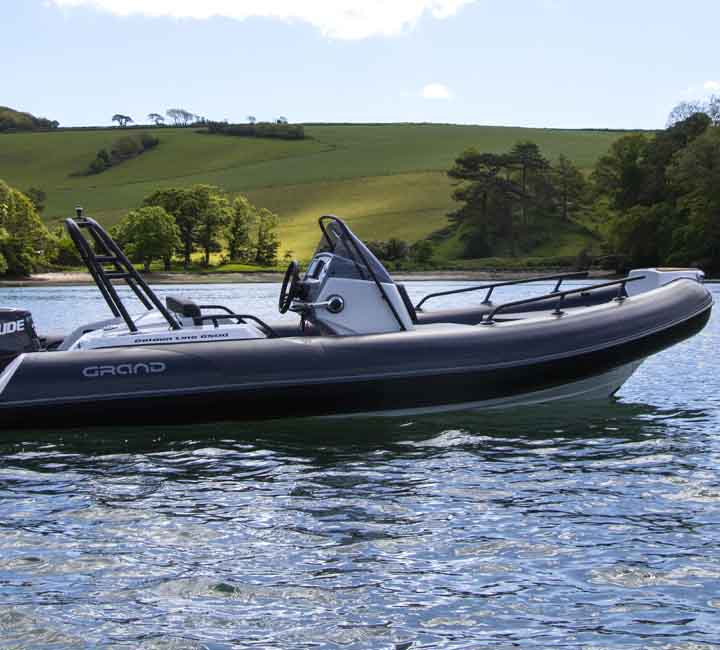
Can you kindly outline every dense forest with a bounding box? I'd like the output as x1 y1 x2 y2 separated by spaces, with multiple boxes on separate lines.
596 113 719 272
439 105 720 273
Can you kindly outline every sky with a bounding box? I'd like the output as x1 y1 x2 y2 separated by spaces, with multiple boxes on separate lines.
2 0 719 129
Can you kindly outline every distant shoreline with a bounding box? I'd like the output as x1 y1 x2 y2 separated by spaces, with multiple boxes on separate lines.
0 269 623 288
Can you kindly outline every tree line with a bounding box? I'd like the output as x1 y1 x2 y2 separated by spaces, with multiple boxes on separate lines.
108 108 304 140
445 98 720 273
445 142 586 258
110 108 295 129
0 178 281 276
113 108 207 128
595 110 720 272
113 186 281 271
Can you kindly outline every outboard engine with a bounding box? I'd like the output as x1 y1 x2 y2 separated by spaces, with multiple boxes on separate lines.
0 309 40 372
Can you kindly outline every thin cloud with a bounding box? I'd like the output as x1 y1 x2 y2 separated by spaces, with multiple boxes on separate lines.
704 80 720 93
422 83 451 99
49 0 478 40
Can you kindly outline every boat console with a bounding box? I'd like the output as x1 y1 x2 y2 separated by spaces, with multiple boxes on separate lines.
282 216 415 335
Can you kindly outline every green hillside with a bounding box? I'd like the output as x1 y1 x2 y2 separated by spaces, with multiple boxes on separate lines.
0 124 626 259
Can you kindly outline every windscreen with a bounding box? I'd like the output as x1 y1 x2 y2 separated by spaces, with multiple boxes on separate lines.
315 219 393 284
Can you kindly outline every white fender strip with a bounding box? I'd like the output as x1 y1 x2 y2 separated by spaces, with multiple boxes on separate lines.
0 354 25 396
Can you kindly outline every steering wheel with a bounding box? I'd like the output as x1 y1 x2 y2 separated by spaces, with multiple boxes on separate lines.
279 261 301 314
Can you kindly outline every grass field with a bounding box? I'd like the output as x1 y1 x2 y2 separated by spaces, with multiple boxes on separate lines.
0 124 627 260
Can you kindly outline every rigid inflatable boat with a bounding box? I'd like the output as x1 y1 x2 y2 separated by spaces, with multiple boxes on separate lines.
0 211 713 430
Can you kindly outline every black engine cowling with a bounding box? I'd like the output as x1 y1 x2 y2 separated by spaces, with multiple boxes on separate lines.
0 309 41 373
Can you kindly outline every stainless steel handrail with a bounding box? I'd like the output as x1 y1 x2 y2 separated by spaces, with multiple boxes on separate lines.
414 271 590 311
482 275 645 324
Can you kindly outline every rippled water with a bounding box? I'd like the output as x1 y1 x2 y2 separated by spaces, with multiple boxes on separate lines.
1 281 719 649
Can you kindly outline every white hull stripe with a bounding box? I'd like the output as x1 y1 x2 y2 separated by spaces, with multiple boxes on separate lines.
0 354 25 396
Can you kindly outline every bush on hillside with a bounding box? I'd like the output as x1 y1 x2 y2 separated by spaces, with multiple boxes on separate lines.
75 132 159 176
203 121 305 140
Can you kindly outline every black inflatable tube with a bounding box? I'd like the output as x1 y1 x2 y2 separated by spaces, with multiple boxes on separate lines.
0 280 712 431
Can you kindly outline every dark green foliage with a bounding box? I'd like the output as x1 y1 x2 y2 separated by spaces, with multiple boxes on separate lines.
448 151 522 256
366 238 436 267
552 155 585 221
112 136 142 161
112 114 133 127
594 115 711 213
640 113 711 205
609 204 674 268
255 208 280 266
592 134 648 211
78 133 159 176
222 195 283 267
0 106 59 132
0 180 54 275
98 149 112 165
410 240 435 264
204 121 305 140
509 141 550 226
667 127 720 269
24 187 46 213
166 109 197 126
143 185 241 269
139 132 160 150
144 186 204 269
52 227 83 267
447 142 586 259
226 196 257 262
574 248 592 270
667 95 720 127
367 239 410 261
597 115 720 272
196 193 231 267
87 155 109 175
113 206 180 272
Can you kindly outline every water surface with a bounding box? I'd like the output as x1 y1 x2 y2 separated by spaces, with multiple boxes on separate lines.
0 281 718 649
